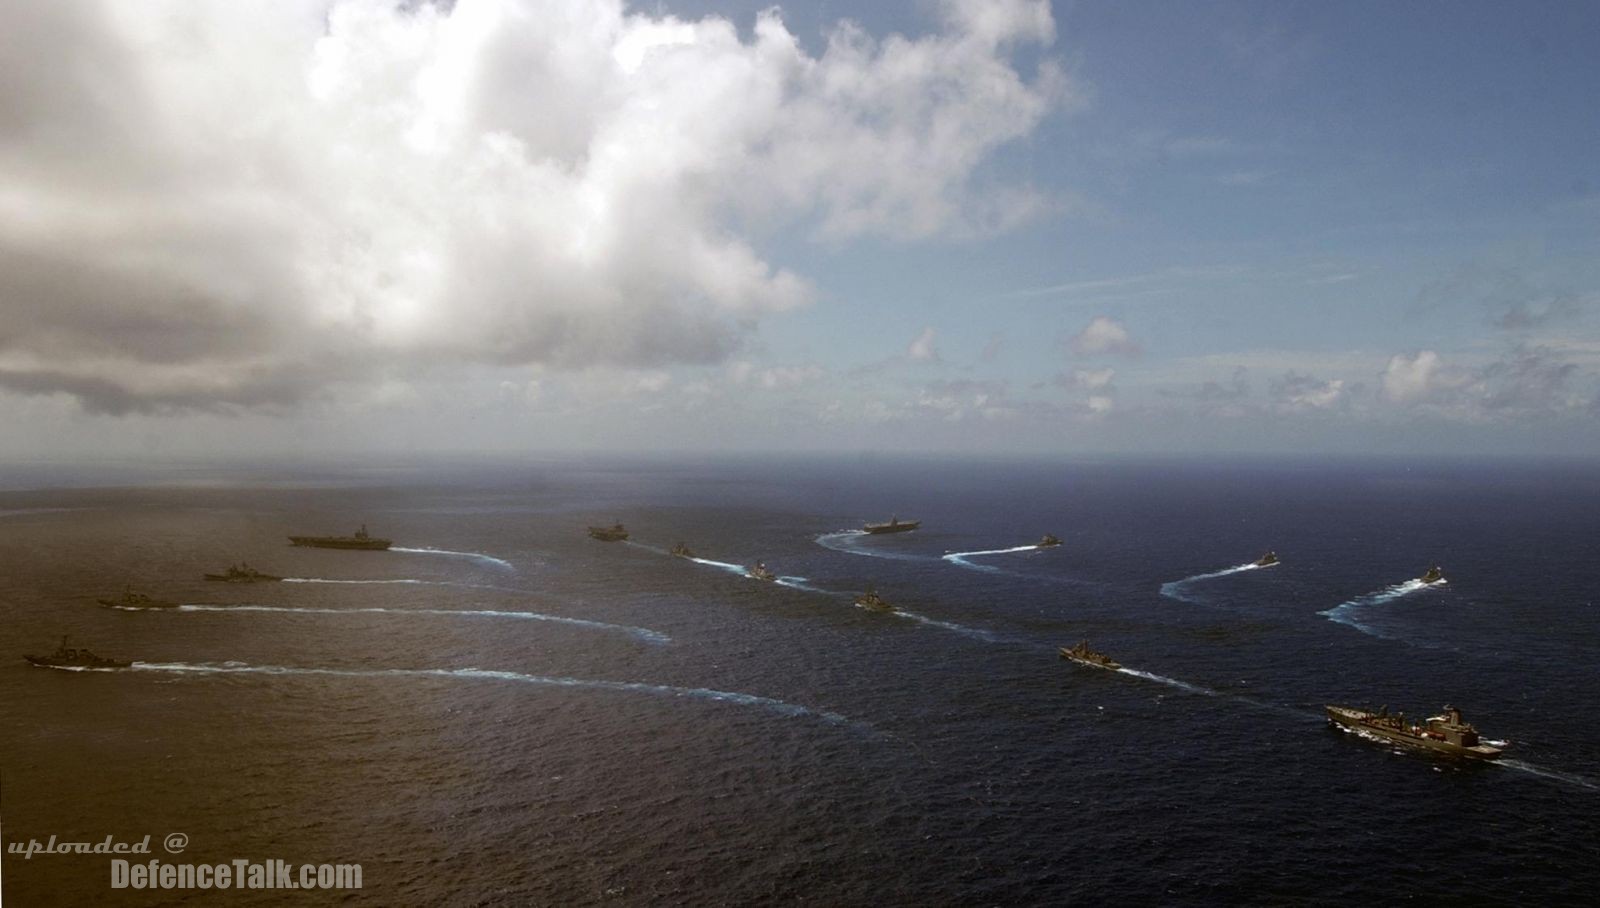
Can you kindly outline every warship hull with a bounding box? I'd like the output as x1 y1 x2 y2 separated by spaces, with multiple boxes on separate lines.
26 654 131 670
98 598 179 609
1326 706 1502 760
287 536 391 550
863 521 920 535
203 573 282 583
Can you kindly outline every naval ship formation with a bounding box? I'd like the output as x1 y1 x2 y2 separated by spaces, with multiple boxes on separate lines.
288 524 391 550
1326 704 1502 760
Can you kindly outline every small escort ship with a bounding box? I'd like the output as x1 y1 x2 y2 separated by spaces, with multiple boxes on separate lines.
587 523 629 542
670 543 697 559
746 561 777 582
203 562 282 583
288 524 391 550
854 586 895 613
863 516 920 535
1058 640 1121 671
1325 704 1503 761
25 636 131 670
1253 551 1280 567
97 587 180 610
1419 565 1445 584
1037 534 1062 548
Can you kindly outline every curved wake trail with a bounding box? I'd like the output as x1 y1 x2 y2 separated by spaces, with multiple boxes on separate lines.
814 530 929 562
390 546 516 571
125 663 852 726
1160 562 1268 603
1319 579 1443 638
171 604 669 644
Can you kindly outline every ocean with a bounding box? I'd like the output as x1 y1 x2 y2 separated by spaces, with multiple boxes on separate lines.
3 455 1598 904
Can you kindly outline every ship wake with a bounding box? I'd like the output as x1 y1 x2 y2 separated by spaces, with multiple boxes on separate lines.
1114 667 1219 696
125 663 852 726
1160 562 1269 603
390 546 516 571
1318 578 1444 638
814 530 929 562
284 578 429 585
171 604 669 643
941 545 1043 574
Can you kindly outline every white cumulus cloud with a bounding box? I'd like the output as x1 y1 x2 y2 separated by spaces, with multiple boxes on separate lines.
1069 316 1140 357
0 0 1065 413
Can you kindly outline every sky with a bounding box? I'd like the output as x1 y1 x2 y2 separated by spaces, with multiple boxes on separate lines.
1 0 1597 459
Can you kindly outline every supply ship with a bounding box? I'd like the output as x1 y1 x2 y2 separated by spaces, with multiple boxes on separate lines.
1325 704 1502 760
863 516 920 535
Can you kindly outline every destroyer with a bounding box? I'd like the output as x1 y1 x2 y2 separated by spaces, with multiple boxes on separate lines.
587 523 629 542
863 516 920 535
288 524 391 550
97 587 180 610
203 562 282 583
854 586 895 612
1325 704 1502 760
25 636 131 670
1058 640 1121 671
1253 551 1280 567
1419 565 1445 584
1038 534 1062 548
746 561 777 582
670 543 697 559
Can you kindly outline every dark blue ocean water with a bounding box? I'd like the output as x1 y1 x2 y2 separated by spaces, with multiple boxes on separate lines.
3 456 1598 904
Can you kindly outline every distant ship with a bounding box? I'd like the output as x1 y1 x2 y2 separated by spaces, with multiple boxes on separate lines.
204 562 282 583
1253 551 1280 567
587 523 629 542
670 543 696 559
97 587 180 610
746 561 777 582
1326 704 1502 760
863 516 920 535
288 524 391 550
25 636 131 670
1419 565 1445 584
854 586 895 612
1037 534 1062 548
1058 640 1121 671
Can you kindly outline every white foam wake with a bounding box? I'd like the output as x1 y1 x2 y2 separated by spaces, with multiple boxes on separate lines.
1499 759 1600 792
814 531 928 562
1115 667 1219 696
173 604 668 644
125 662 849 724
390 546 516 570
1319 578 1444 638
1160 561 1268 603
284 578 428 585
941 545 1042 574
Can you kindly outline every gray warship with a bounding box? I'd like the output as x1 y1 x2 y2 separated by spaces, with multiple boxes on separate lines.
863 516 920 535
746 561 777 582
25 636 131 670
1058 640 1121 671
587 524 629 542
854 586 895 612
1419 565 1445 584
1253 551 1280 567
98 587 180 610
1325 704 1503 760
288 524 391 550
204 562 282 583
